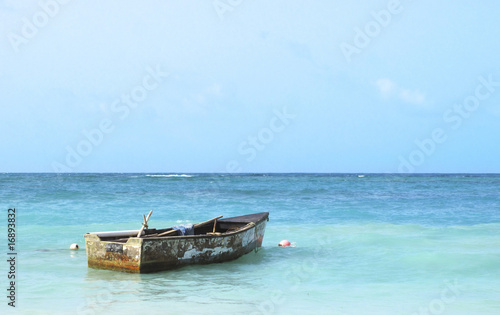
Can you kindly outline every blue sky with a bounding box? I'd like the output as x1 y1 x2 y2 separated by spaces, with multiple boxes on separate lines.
1 0 499 173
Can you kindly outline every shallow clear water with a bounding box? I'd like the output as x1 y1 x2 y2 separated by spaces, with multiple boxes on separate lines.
1 173 499 314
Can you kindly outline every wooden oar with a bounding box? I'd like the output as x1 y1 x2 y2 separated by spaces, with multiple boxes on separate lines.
194 215 223 229
157 229 178 237
158 215 223 237
137 210 153 237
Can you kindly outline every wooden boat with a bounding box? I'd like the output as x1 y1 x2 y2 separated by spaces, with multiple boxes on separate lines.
84 212 269 273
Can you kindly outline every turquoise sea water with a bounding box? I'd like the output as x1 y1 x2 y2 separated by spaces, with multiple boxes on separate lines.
1 173 499 314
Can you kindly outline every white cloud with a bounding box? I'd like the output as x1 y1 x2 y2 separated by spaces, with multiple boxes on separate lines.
375 78 426 105
399 89 426 105
375 78 396 97
1 0 37 10
182 82 224 115
206 83 222 96
487 105 500 117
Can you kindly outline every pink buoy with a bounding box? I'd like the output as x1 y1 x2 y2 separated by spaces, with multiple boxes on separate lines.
279 240 291 247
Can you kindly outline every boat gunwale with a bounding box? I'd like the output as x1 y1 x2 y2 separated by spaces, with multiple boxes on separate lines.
143 221 258 241
89 212 269 244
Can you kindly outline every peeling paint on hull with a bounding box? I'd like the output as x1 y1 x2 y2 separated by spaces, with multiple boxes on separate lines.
84 213 268 273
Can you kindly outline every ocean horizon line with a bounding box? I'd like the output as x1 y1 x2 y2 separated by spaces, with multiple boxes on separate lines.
2 172 500 175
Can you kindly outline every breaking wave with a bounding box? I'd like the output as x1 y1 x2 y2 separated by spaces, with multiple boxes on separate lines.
146 174 194 178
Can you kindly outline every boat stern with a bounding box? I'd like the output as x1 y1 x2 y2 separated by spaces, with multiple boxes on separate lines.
84 233 143 273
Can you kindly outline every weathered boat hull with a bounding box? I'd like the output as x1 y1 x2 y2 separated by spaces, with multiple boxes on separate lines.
84 212 268 273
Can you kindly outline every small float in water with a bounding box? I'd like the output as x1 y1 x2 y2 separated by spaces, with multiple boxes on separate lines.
84 211 269 273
